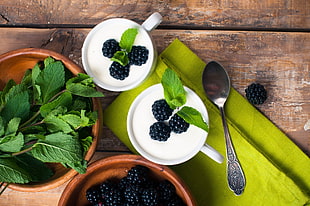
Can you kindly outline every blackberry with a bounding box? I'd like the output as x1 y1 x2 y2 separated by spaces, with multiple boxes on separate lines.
86 186 102 204
167 195 186 206
123 184 141 205
151 99 174 121
141 187 160 206
169 113 190 134
104 188 123 206
245 83 267 105
127 165 149 186
128 46 149 66
102 39 121 58
99 181 116 198
149 122 171 141
109 61 130 80
158 180 176 202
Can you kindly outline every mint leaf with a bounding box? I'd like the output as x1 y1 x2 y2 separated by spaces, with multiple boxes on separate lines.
161 68 187 109
40 91 72 118
0 117 4 136
35 61 65 104
66 73 104 98
5 117 21 136
14 154 53 182
63 159 87 174
44 56 56 67
0 79 16 105
31 132 83 163
44 115 73 134
0 133 24 153
111 51 129 66
0 157 32 183
0 91 30 124
177 106 209 132
119 28 138 52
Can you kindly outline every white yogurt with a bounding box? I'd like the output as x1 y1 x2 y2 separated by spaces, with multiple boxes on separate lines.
127 84 209 165
82 18 156 91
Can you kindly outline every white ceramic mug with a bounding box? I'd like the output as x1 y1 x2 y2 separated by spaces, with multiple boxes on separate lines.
127 84 224 165
82 12 162 91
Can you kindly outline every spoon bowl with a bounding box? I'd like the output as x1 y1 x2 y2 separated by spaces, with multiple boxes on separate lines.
203 61 246 195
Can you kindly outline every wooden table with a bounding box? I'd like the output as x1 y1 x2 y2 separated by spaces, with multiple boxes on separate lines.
0 0 309 205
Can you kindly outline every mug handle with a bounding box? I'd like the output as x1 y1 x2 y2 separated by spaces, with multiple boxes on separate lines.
142 12 162 32
200 144 224 163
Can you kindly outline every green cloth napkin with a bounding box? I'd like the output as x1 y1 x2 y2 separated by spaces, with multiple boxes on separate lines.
103 39 310 205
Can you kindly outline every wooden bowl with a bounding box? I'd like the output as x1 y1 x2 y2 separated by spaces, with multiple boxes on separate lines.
58 154 196 206
0 48 102 192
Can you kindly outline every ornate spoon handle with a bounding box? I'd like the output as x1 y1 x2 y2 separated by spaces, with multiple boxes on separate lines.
220 107 246 195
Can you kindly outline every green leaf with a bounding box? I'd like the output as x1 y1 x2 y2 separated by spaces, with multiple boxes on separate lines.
35 61 65 104
81 136 92 156
0 91 30 124
31 132 83 163
60 110 89 130
5 117 21 136
14 154 53 182
0 133 24 153
0 79 16 106
0 117 4 136
44 56 56 67
119 28 138 52
161 68 187 109
63 159 87 174
111 51 129 66
0 157 32 183
66 74 104 98
44 115 73 134
67 83 104 97
177 106 209 132
40 91 72 118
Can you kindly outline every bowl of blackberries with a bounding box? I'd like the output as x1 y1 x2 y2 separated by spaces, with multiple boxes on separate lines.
58 155 196 206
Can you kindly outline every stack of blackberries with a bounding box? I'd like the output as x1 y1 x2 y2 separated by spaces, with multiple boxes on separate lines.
102 39 149 80
85 165 185 206
149 99 190 142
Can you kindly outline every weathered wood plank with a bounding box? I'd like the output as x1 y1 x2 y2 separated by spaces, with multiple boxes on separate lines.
0 28 309 156
0 0 309 29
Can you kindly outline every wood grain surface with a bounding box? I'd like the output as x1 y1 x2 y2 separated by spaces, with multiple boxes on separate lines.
0 0 309 29
0 0 309 205
0 28 309 156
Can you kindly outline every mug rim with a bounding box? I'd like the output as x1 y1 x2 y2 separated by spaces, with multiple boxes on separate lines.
82 18 157 91
127 84 209 165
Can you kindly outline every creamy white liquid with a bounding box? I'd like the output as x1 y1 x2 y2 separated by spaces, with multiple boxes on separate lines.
82 19 155 91
128 84 209 165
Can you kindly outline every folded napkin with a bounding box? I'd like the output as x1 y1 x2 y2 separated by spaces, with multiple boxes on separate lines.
103 39 310 205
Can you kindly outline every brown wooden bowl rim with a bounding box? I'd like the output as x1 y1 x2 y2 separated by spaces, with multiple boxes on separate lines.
0 48 102 192
58 154 196 206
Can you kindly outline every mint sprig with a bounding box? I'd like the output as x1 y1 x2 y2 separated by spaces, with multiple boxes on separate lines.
161 68 209 132
111 28 138 66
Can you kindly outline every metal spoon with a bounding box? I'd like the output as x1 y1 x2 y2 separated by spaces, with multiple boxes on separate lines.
202 61 245 195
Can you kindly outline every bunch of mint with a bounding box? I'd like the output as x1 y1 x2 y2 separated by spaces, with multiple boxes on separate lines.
161 68 209 132
0 57 104 185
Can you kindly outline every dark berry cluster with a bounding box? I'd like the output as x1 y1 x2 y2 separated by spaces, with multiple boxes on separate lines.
85 165 185 206
149 99 190 141
129 45 149 66
102 39 121 58
152 99 174 121
245 83 267 105
102 39 149 80
109 61 130 80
